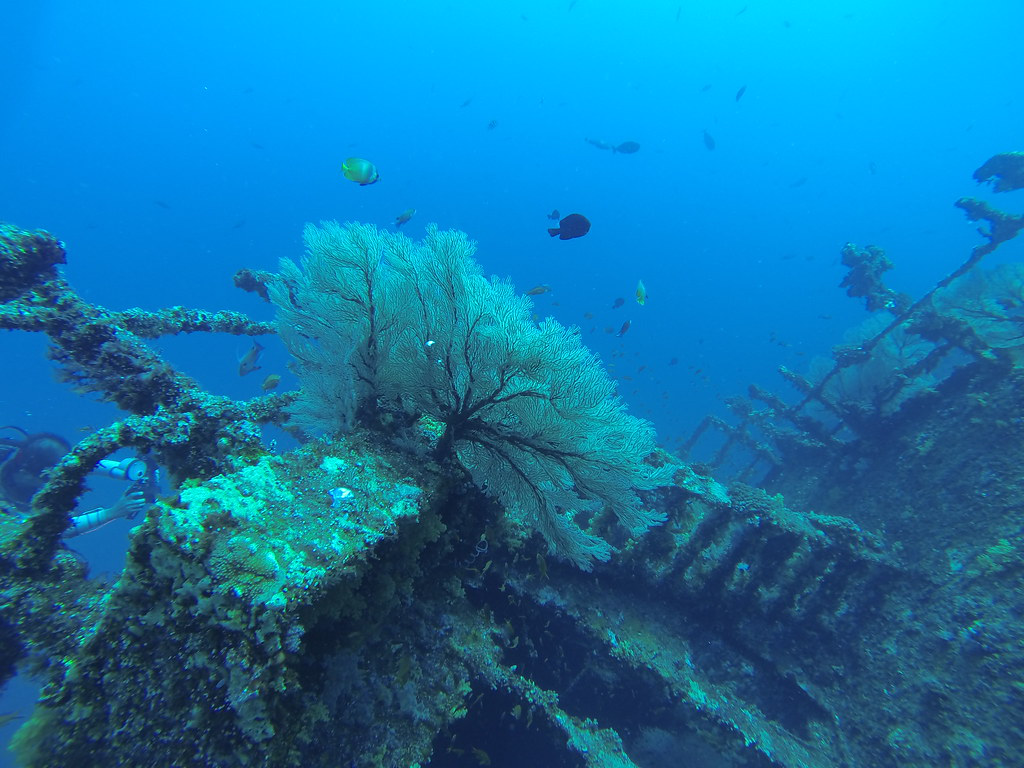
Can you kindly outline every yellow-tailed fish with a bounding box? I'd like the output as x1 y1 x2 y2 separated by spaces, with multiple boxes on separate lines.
525 284 551 296
261 373 281 391
341 157 380 186
636 279 647 306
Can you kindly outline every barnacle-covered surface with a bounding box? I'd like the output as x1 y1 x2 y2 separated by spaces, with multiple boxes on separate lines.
0 188 1021 768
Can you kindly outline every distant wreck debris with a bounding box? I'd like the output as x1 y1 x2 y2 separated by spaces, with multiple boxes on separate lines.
685 153 1024 484
973 150 1024 192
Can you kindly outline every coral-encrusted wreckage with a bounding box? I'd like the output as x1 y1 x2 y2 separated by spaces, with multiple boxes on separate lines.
0 154 1022 767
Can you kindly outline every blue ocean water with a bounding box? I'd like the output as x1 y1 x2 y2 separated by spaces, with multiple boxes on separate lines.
1 0 1022 761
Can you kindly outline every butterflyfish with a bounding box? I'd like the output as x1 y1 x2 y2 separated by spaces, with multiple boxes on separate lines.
341 157 379 186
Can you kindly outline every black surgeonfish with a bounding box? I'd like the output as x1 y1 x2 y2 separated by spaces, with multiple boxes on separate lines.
547 213 591 240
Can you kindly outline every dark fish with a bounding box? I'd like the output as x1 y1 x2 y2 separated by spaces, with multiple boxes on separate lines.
394 208 416 228
868 161 877 175
487 119 498 130
669 357 679 365
569 0 577 9
736 5 747 15
735 85 747 102
613 141 641 154
251 141 265 150
585 137 613 151
702 130 716 150
154 200 171 210
700 83 713 92
789 177 808 188
460 97 473 108
611 297 625 309
675 6 681 21
616 319 631 337
525 284 551 296
231 219 246 229
547 213 590 240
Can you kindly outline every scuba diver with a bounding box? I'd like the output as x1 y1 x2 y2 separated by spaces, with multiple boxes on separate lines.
0 426 157 536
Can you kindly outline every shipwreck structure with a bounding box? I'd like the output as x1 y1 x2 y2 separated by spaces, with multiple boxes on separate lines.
0 153 1022 767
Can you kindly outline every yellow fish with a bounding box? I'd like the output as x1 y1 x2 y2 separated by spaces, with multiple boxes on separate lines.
636 279 647 306
394 208 416 228
341 157 380 186
261 373 281 391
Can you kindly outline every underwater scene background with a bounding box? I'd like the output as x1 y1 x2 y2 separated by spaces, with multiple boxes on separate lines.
2 1 1023 766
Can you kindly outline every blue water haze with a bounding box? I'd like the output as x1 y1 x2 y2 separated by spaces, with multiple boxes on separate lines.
0 0 1022 750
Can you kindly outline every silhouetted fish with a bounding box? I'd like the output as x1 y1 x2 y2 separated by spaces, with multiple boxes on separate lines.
611 297 625 309
154 200 171 209
703 130 716 150
487 119 498 130
789 177 808 189
460 97 473 108
547 209 560 220
735 85 747 102
547 213 590 240
614 141 640 154
394 208 416 228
